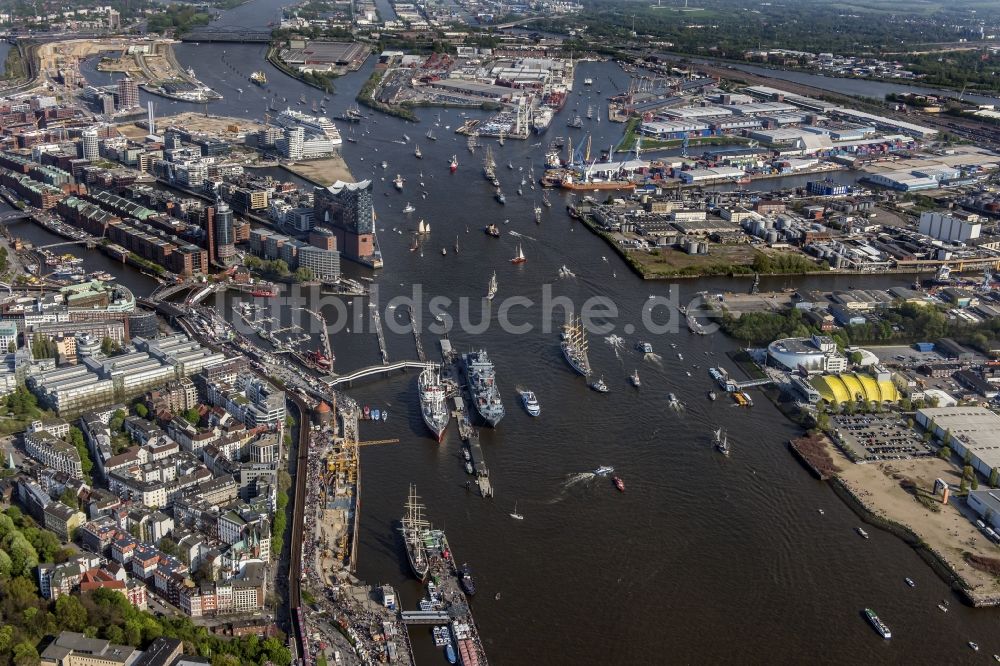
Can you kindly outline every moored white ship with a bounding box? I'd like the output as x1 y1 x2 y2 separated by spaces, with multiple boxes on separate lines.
418 364 450 442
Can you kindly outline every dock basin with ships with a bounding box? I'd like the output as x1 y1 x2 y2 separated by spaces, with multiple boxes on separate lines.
399 486 489 665
440 339 494 498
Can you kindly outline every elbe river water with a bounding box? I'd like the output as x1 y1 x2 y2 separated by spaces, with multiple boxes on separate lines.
9 3 1000 661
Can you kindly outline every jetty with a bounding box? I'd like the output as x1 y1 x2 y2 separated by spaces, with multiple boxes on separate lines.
440 339 494 498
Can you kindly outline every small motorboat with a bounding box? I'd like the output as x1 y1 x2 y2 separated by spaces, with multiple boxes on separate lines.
612 476 625 492
970 642 980 652
636 342 653 354
590 377 609 393
402 202 415 213
905 577 915 587
464 461 474 475
630 370 640 388
937 604 948 612
371 408 381 421
441 247 447 256
856 527 869 539
446 643 457 664
594 466 614 476
708 391 717 401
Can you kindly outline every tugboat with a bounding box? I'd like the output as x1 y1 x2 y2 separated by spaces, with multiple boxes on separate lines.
393 174 405 190
636 341 654 354
589 377 609 393
495 187 506 204
630 369 641 388
485 223 500 237
249 70 267 86
460 564 476 595
449 155 458 172
612 476 625 492
708 390 717 401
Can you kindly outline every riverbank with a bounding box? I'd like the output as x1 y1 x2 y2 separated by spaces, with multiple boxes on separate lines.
823 435 1000 606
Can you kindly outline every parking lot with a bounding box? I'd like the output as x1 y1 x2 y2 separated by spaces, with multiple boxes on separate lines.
831 414 933 462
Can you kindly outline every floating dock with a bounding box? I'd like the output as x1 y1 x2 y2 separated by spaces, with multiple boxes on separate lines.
440 339 494 498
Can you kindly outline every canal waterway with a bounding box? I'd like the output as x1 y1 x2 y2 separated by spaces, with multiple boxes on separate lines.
47 6 1000 662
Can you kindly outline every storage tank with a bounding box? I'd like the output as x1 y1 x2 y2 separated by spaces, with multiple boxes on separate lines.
765 230 779 244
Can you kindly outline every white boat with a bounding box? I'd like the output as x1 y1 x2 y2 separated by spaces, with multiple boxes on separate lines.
856 527 869 539
381 160 388 169
417 219 429 234
403 202 415 213
557 264 576 278
486 271 498 300
510 502 524 520
520 390 540 416
415 145 422 158
594 466 614 476
394 174 405 190
714 427 730 456
630 370 641 388
590 377 609 393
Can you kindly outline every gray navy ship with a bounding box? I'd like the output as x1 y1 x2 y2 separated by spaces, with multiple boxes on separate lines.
462 350 505 427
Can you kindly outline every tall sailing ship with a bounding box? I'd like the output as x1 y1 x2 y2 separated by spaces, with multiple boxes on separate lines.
462 350 505 427
561 316 591 376
483 145 496 182
401 485 430 579
418 364 450 442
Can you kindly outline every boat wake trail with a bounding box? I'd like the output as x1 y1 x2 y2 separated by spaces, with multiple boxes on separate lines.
645 352 663 367
605 335 625 360
547 472 598 504
508 230 537 241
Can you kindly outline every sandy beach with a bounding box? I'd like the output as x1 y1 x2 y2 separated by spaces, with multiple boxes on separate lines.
826 438 1000 603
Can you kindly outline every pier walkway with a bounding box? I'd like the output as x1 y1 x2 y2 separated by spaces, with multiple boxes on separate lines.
400 610 451 625
323 360 427 387
730 377 773 390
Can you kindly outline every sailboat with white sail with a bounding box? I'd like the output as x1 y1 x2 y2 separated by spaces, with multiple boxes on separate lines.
510 502 524 520
486 271 498 300
714 427 730 456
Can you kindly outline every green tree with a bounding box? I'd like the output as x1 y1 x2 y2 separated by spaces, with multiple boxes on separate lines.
184 407 200 425
943 428 952 447
135 403 149 419
101 336 118 355
965 449 973 465
12 641 39 666
990 468 999 487
158 537 178 557
972 475 980 490
59 487 78 510
848 351 863 365
68 426 92 483
294 267 314 282
55 595 88 632
109 409 126 432
938 445 951 460
964 465 974 480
